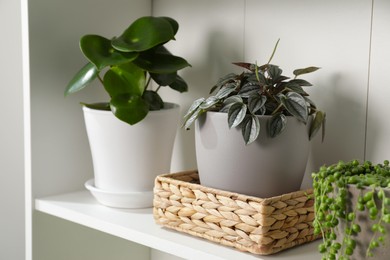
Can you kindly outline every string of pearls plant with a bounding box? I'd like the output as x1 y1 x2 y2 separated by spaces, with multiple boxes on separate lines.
312 159 390 260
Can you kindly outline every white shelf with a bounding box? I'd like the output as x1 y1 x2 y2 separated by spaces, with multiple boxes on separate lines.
35 191 321 260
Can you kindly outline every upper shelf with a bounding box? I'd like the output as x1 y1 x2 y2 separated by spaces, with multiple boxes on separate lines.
35 191 321 260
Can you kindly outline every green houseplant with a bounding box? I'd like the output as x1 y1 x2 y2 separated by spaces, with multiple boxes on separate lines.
312 159 390 260
66 16 190 125
183 40 325 145
182 41 326 198
65 16 191 208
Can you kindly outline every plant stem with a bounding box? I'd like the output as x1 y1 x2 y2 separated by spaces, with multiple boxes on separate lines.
145 76 152 90
97 74 104 85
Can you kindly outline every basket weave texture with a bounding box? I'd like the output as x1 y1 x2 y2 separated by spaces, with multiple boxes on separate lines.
153 171 320 255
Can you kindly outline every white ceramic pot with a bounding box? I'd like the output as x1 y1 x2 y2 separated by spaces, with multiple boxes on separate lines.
195 111 311 198
83 103 180 208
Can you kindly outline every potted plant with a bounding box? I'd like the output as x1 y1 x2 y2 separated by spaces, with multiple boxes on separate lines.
312 159 390 260
183 40 325 198
65 16 191 208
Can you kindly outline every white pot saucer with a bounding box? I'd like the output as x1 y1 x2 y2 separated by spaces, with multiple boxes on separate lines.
85 179 154 209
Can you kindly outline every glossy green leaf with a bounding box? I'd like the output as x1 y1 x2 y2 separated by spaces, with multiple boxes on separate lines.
150 72 177 86
112 16 175 52
65 62 98 96
268 65 282 81
133 46 191 73
310 111 326 141
169 75 188 93
228 102 247 128
280 92 308 123
220 96 243 113
269 113 287 138
199 96 220 109
110 94 149 125
143 90 164 110
239 82 260 98
284 82 307 95
215 83 237 98
241 115 260 145
248 94 267 114
103 63 145 98
80 35 138 70
161 17 179 35
288 79 312 87
183 97 205 121
293 66 320 77
183 107 203 130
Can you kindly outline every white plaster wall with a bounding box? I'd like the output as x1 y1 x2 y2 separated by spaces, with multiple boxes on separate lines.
0 0 25 259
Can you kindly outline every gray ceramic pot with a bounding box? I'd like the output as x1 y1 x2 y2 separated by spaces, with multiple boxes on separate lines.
195 111 311 198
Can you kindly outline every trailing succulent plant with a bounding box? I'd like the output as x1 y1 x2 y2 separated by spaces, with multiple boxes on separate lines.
312 159 390 260
65 16 190 125
183 40 325 145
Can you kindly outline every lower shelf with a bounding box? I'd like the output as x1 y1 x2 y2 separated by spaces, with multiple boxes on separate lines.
35 191 321 260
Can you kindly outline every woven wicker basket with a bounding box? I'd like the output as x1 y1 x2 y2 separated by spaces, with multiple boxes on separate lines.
153 171 320 255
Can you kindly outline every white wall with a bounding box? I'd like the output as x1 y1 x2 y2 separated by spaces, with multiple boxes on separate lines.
0 0 25 259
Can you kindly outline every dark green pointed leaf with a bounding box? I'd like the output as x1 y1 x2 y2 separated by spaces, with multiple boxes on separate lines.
239 82 260 98
150 72 177 86
248 94 267 114
169 75 188 93
110 94 149 125
133 46 191 73
215 83 237 98
309 111 326 140
103 62 145 98
228 102 247 128
217 73 238 87
269 113 287 138
143 90 164 110
112 16 175 52
293 66 320 77
161 17 179 35
65 62 98 96
288 79 312 87
268 65 282 82
221 96 243 112
284 82 307 94
80 35 138 70
280 92 308 123
241 115 260 145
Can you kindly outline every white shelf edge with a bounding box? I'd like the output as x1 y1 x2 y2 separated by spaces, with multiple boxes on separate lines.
35 191 321 260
